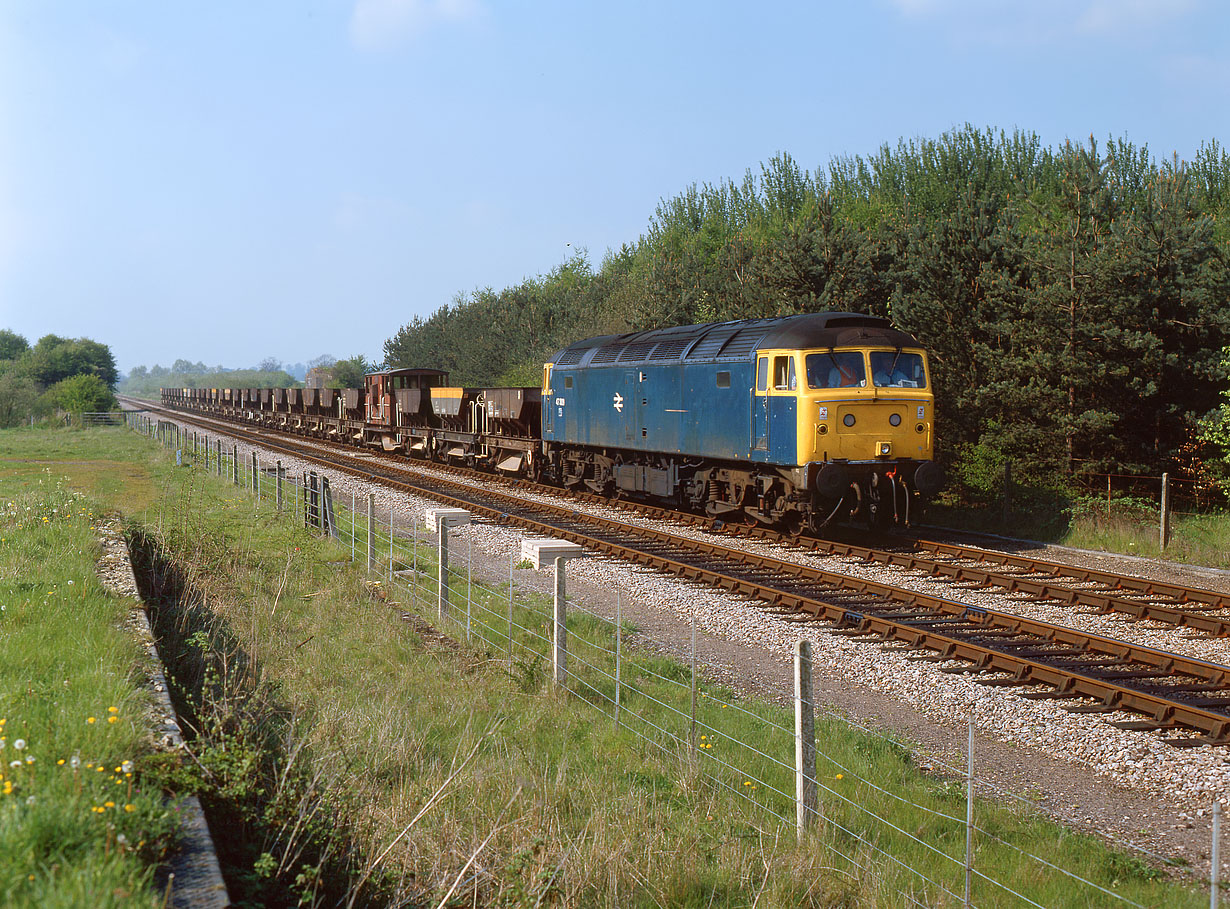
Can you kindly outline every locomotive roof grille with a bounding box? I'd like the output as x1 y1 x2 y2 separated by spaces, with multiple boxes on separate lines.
650 338 694 359
549 312 920 368
617 341 658 363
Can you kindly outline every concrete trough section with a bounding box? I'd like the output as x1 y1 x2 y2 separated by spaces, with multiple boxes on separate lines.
521 538 584 570
424 507 472 532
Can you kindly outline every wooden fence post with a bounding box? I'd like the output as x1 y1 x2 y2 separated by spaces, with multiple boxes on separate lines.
1160 472 1171 551
795 639 817 835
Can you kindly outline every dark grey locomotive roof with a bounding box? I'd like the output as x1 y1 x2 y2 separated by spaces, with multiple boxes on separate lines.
550 312 922 368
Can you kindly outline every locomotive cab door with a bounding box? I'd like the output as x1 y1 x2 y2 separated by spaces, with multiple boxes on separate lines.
542 365 554 436
752 356 769 452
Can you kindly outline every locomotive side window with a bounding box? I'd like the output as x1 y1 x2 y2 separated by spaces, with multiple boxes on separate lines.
805 352 866 389
870 351 927 388
715 371 730 388
756 357 768 392
773 356 796 391
564 376 573 388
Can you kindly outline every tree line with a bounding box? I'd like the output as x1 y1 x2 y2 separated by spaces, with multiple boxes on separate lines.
0 330 119 427
383 126 1230 493
118 354 374 399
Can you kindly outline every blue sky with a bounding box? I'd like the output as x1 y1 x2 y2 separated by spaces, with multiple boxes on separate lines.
1 0 1226 374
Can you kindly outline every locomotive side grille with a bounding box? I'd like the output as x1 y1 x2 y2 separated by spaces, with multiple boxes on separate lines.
555 347 586 366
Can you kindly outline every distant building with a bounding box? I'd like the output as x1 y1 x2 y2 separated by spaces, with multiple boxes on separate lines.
305 366 334 389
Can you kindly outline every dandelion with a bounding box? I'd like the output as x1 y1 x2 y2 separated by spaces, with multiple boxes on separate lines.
835 773 843 780
108 706 118 714
121 760 133 774
104 801 114 808
25 795 34 805
13 739 25 751
117 833 129 845
123 804 135 813
9 760 20 769
107 716 118 724
87 717 96 724
70 755 80 770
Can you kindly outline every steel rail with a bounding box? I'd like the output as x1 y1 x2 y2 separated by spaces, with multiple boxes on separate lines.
139 398 1230 744
778 536 1230 638
905 535 1230 608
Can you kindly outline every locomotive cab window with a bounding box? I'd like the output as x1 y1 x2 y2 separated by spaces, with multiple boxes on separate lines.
756 357 768 392
805 351 866 389
773 356 796 391
870 351 927 388
715 371 730 388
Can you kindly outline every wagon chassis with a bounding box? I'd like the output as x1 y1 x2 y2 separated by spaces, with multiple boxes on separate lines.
140 398 1230 746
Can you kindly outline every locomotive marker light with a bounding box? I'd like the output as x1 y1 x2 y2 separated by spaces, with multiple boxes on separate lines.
425 508 472 620
520 538 585 686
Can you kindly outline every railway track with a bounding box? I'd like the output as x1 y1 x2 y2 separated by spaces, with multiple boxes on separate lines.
131 398 1230 746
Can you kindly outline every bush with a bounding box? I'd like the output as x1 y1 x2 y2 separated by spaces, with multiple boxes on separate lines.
46 374 117 415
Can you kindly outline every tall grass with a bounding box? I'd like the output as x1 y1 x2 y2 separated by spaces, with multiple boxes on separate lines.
1062 496 1230 569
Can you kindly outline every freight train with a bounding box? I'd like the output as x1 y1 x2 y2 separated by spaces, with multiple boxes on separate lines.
161 312 943 530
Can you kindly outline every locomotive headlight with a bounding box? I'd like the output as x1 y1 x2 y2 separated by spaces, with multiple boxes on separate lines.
818 424 829 434
916 423 926 433
843 414 856 427
889 413 901 427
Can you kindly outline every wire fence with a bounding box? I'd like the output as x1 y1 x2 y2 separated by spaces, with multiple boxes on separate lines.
1070 468 1221 520
127 411 1224 908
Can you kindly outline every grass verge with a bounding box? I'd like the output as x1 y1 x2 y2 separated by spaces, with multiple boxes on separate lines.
0 434 180 908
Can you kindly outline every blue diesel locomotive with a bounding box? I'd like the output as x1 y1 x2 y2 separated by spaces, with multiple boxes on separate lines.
541 311 943 530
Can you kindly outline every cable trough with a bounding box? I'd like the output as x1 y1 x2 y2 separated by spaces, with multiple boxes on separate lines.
138 399 1230 747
